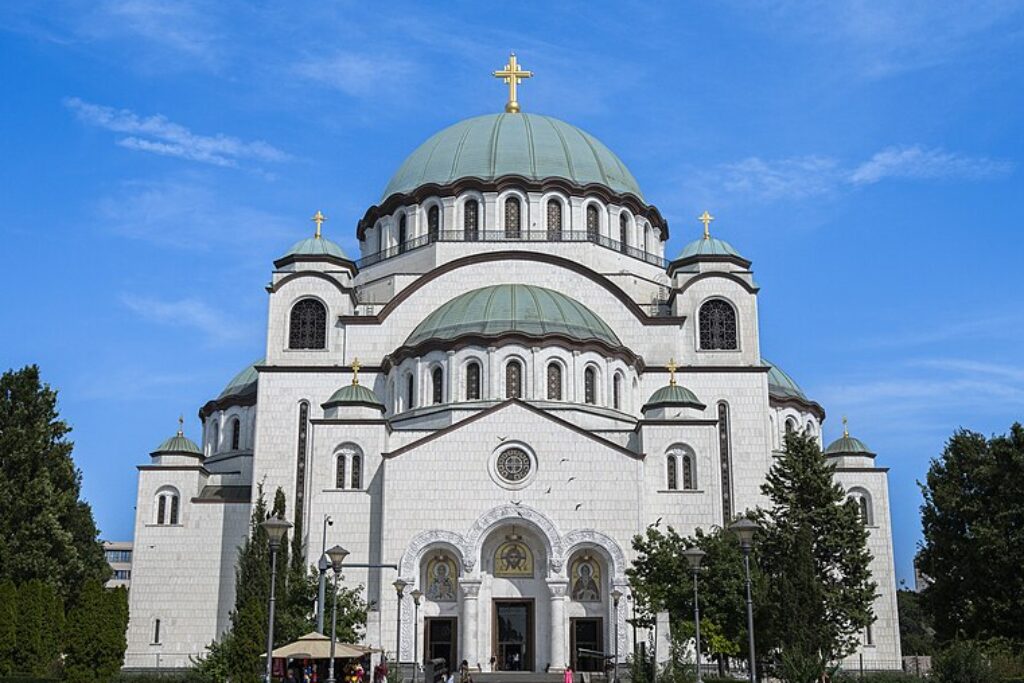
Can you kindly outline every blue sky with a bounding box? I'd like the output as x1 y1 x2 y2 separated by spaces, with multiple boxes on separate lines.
2 1 1022 586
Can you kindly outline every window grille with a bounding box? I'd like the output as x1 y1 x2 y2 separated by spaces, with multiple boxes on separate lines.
546 363 562 400
466 362 481 400
505 197 521 238
506 361 523 398
698 300 738 350
289 299 327 349
547 200 562 241
464 200 479 241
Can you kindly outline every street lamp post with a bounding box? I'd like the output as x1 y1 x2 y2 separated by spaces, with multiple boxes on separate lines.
317 515 334 633
410 589 423 683
729 519 761 683
261 515 293 683
682 547 707 683
611 588 623 683
326 544 350 683
393 579 407 682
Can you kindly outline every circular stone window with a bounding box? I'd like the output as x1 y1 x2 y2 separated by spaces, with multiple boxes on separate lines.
489 443 538 490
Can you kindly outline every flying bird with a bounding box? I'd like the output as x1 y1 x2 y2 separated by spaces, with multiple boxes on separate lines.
559 458 570 463
567 476 576 483
544 486 552 494
497 436 508 442
653 517 663 527
575 503 584 511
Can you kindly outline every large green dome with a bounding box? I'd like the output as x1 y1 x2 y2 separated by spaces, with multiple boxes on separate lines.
406 284 621 348
382 113 644 201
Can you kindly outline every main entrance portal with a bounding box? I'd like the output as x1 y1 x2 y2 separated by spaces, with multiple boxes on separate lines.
493 600 534 671
425 618 458 671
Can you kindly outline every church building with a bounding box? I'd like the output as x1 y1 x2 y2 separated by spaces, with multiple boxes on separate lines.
125 55 901 673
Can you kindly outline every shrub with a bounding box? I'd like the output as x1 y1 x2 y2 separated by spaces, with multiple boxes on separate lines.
933 641 995 683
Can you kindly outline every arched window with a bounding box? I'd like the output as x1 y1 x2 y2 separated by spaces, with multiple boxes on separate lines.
466 361 481 400
682 453 695 490
288 299 327 349
699 299 738 350
336 454 346 489
208 420 219 455
294 402 309 526
586 204 600 241
505 196 521 238
155 489 180 525
849 490 873 526
464 199 479 241
431 367 443 404
718 403 733 523
505 360 523 399
350 454 362 489
428 205 440 240
613 374 622 410
547 199 562 241
859 497 870 525
785 418 797 435
642 225 649 253
153 619 161 644
398 214 408 253
619 213 628 252
405 375 415 411
230 418 241 450
584 367 597 404
546 362 562 400
667 455 678 490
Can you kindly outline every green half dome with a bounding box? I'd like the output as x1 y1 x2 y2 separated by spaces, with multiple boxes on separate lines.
219 360 262 400
323 383 385 410
283 236 349 260
382 113 644 201
153 432 202 456
763 359 808 401
406 284 621 348
824 434 875 456
643 384 706 411
678 236 743 260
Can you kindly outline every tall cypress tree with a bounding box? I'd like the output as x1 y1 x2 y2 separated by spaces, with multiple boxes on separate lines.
64 582 128 683
758 431 876 667
0 366 109 602
0 580 16 675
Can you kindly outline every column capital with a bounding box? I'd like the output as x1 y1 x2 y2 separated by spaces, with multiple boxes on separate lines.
546 579 570 598
460 580 482 599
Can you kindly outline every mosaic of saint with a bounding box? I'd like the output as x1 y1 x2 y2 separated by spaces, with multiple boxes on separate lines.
570 556 601 602
494 538 534 577
425 554 458 602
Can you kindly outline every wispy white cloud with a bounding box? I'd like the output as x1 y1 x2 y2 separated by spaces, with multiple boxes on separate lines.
121 294 247 345
292 51 416 98
688 145 1012 203
89 0 221 61
849 145 1013 185
65 97 291 168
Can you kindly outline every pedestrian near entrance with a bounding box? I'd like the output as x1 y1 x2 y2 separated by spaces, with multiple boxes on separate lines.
564 665 574 683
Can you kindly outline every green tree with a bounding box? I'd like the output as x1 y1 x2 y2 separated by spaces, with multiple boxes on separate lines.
918 424 1024 642
64 581 129 683
0 580 16 675
0 366 109 602
757 431 876 669
13 579 63 676
896 589 934 655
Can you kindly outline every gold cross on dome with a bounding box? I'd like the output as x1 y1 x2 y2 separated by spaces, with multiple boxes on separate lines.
177 415 184 436
311 210 326 239
492 52 533 113
842 415 849 438
698 210 715 240
351 358 361 385
668 358 677 386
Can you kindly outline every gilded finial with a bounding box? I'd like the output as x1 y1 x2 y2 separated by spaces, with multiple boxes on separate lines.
177 415 184 436
668 358 677 386
699 210 714 240
492 52 533 114
311 210 326 239
842 416 849 438
351 358 361 386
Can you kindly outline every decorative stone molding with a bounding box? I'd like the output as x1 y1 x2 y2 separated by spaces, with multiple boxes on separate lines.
562 529 629 582
546 579 569 598
465 503 565 575
460 580 482 599
398 529 470 578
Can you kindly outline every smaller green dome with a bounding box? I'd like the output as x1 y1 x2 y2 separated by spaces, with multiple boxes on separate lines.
678 236 743 260
283 235 349 260
153 431 202 456
824 434 875 456
219 360 262 400
323 383 385 410
763 359 808 401
643 383 706 411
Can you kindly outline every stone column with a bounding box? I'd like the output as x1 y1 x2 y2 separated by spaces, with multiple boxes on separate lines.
547 579 569 672
460 580 481 668
446 350 456 403
488 347 498 399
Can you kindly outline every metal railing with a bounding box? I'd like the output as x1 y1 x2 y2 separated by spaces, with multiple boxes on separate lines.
354 229 668 269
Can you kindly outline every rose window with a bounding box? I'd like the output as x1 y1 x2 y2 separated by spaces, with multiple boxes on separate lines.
496 448 531 482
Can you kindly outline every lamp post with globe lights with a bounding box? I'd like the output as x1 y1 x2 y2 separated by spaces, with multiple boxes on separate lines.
393 579 407 679
729 518 761 683
260 515 293 683
410 589 424 683
317 514 334 633
325 544 350 683
682 547 706 683
611 588 623 683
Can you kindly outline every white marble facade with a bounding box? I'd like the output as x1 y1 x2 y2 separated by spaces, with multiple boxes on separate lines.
125 111 901 672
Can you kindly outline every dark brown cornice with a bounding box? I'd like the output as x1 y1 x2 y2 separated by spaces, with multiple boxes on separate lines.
272 254 358 273
199 390 257 420
647 365 771 374
383 397 641 459
674 271 759 296
769 394 827 421
137 464 209 473
360 175 669 241
383 333 644 372
667 253 752 275
338 251 686 327
268 270 356 295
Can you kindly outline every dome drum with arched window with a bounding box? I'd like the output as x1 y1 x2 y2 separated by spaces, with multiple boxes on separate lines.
151 423 203 465
824 422 876 468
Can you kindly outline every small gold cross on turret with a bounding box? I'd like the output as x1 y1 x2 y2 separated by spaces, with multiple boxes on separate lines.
668 358 677 386
351 358 361 386
699 210 714 240
177 415 184 436
492 52 533 114
311 210 326 239
842 415 849 438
